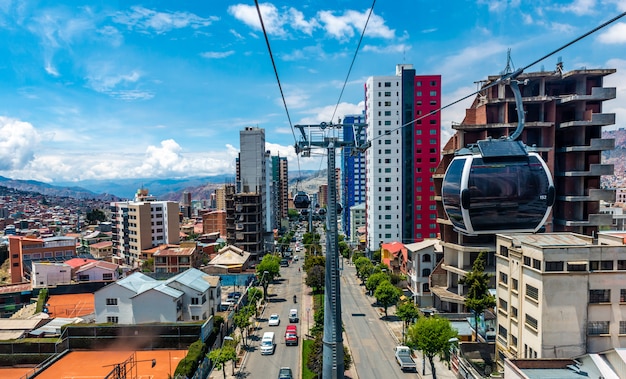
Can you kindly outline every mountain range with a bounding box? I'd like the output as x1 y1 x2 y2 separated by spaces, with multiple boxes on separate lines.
1 128 625 202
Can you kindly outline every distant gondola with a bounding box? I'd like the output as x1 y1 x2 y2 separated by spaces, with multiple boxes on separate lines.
293 191 311 209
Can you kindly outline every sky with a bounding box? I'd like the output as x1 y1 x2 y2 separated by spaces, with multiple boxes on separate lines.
1 0 625 184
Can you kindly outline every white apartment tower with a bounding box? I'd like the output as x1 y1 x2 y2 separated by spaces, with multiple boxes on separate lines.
110 189 180 266
365 67 405 251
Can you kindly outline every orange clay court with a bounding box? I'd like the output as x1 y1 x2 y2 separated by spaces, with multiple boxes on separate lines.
45 293 95 318
26 350 188 379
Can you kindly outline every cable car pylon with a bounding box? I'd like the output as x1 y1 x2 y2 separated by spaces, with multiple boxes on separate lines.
295 121 367 379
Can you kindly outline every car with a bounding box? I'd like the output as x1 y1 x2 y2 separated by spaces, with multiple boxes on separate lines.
284 325 298 346
278 367 293 379
268 314 280 326
293 255 299 262
229 291 242 300
280 259 289 267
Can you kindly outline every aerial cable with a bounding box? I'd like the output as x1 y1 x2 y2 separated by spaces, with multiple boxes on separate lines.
330 1 377 124
254 0 302 175
367 10 626 146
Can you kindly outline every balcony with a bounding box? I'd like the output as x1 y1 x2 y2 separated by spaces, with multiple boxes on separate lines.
557 163 614 177
559 113 615 128
553 213 614 227
556 138 615 153
558 87 616 103
558 189 615 202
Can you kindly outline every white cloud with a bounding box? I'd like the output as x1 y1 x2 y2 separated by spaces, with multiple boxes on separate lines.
288 8 318 35
597 23 626 44
604 58 626 130
201 50 235 59
0 117 40 171
436 40 508 84
556 0 597 16
317 9 394 41
113 6 217 34
477 0 521 13
362 43 410 54
228 3 286 36
296 101 365 125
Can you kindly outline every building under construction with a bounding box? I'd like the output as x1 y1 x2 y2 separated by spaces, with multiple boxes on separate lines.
431 65 617 312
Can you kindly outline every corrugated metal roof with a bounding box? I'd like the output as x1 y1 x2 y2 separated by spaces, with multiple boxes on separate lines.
166 268 210 292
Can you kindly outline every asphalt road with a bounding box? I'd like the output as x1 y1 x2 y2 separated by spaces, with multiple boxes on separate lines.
239 259 303 379
341 260 418 378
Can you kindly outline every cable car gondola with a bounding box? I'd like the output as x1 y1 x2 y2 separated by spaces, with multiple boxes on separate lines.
294 191 311 209
441 70 555 235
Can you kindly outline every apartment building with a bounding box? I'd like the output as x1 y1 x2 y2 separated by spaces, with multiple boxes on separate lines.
495 231 626 365
110 189 180 266
8 235 77 283
405 239 440 307
272 155 289 222
431 66 616 312
152 242 201 274
342 113 367 240
202 210 227 237
365 64 441 252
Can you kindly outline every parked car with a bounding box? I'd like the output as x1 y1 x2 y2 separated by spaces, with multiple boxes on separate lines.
280 259 289 267
284 325 298 346
394 345 417 372
278 367 293 379
268 314 280 326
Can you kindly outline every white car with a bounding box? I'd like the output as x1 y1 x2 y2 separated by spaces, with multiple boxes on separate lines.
268 314 280 326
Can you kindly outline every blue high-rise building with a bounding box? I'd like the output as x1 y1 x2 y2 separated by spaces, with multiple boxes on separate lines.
341 113 367 241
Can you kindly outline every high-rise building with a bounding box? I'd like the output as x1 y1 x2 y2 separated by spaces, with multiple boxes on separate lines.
365 64 441 251
272 155 289 223
110 189 180 266
342 113 367 240
8 235 77 283
431 66 616 312
232 127 270 262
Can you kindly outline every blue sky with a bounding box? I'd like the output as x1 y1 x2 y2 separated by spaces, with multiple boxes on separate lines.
1 0 625 183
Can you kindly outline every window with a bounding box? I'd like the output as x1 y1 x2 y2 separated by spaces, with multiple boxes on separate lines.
384 111 391 116
422 268 431 277
103 273 113 281
589 289 610 303
590 260 614 270
498 298 508 312
511 306 518 319
384 82 391 87
523 256 531 266
384 91 391 96
525 315 538 330
511 335 518 347
526 285 539 301
106 298 118 306
430 100 437 105
567 262 587 271
191 315 200 321
422 254 431 262
107 316 119 324
532 259 541 270
417 91 422 96
499 272 508 285
498 325 508 339
191 297 200 305
430 80 437 86
587 321 609 335
618 260 626 270
430 90 437 96
499 246 509 257
545 261 564 271
384 101 391 106
621 289 626 303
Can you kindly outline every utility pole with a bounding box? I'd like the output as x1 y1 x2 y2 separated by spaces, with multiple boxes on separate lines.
295 121 367 379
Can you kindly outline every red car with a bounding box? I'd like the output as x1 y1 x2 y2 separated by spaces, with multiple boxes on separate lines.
284 325 298 346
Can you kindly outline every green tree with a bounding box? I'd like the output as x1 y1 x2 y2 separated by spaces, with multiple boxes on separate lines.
406 316 458 379
365 272 389 295
373 280 401 317
396 301 420 344
256 255 280 301
86 208 107 224
356 260 374 284
233 305 254 346
207 345 237 379
305 265 325 294
141 258 154 272
303 255 325 272
459 251 495 341
338 240 350 259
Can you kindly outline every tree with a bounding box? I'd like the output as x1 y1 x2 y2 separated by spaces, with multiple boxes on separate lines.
233 305 254 346
373 280 401 317
305 265 325 294
365 272 389 295
338 240 350 259
207 345 237 379
256 255 280 301
406 316 457 379
396 301 420 344
86 208 107 224
303 255 325 272
141 258 154 272
459 251 495 341
247 287 262 314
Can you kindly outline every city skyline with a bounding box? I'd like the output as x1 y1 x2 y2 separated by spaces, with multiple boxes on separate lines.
1 1 625 183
